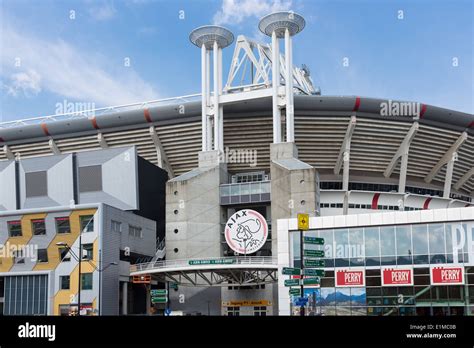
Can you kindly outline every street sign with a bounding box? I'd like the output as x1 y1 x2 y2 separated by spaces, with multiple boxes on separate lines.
151 289 168 296
295 297 309 306
303 249 325 258
303 236 324 245
303 277 320 285
297 213 309 230
284 279 300 287
289 288 301 296
304 259 325 268
151 297 168 304
304 268 325 277
282 267 301 276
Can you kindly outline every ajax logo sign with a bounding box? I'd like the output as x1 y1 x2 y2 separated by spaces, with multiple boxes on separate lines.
225 209 268 255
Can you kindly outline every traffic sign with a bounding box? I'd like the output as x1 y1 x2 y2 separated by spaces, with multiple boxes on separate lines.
304 259 325 268
151 297 168 304
165 308 172 316
282 267 301 276
304 268 325 277
284 279 300 287
289 288 301 296
151 289 168 296
297 213 309 231
303 236 324 245
303 277 320 285
303 249 325 258
295 297 309 306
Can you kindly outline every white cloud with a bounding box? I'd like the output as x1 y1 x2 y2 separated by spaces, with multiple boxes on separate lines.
89 1 117 21
1 19 158 107
3 69 42 97
213 0 293 26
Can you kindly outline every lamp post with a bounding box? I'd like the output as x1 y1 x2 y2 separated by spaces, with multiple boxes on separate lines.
56 241 117 316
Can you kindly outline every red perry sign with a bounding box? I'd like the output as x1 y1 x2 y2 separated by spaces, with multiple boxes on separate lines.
335 268 365 287
430 266 464 285
382 267 414 286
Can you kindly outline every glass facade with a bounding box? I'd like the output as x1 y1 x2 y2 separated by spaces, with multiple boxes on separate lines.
290 220 474 316
3 275 48 315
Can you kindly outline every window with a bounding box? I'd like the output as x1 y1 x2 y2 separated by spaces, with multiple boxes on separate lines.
56 217 71 234
8 221 22 237
25 171 47 197
13 249 25 264
78 165 102 192
254 306 267 316
129 225 142 238
59 247 71 262
80 215 94 233
60 276 70 290
81 273 93 290
32 219 46 235
227 306 240 316
82 244 93 261
111 220 122 233
37 249 48 263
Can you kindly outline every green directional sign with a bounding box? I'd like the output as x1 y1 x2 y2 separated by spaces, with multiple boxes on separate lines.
151 297 168 304
282 267 301 276
303 236 324 245
303 249 325 258
289 288 301 296
189 259 236 265
150 289 168 296
284 279 300 287
303 277 320 285
304 268 325 277
304 259 325 268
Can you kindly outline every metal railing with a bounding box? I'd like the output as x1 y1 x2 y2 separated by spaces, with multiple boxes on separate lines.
130 256 277 273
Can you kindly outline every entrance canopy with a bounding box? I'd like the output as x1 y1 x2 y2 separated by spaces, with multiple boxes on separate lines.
130 256 277 287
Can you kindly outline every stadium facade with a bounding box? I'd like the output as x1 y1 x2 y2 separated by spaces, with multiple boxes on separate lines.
0 11 473 316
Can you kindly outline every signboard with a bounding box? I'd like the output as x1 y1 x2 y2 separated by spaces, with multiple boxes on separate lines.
151 297 168 304
304 249 325 258
335 268 365 287
297 213 309 230
282 267 301 276
382 267 414 287
224 209 268 254
222 300 271 307
304 259 325 268
303 277 320 285
132 275 151 284
284 279 300 287
303 236 324 245
150 289 168 296
189 259 236 266
289 288 301 296
304 269 325 277
430 266 464 285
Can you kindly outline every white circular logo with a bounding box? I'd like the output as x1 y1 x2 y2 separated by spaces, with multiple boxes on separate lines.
225 209 268 255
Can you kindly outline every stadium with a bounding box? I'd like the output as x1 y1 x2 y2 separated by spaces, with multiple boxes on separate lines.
0 11 473 316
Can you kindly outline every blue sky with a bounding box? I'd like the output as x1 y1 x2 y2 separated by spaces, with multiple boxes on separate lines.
1 0 473 122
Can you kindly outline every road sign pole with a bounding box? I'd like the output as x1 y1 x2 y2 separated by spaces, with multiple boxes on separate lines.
300 229 305 317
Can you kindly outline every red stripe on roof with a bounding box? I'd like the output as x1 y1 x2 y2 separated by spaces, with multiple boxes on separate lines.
371 193 380 210
468 121 474 128
419 104 427 119
41 123 51 136
352 97 361 112
423 197 432 210
90 117 100 130
144 108 152 123
0 137 4 143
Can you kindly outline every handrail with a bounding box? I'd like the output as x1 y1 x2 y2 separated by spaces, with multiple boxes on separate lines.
130 256 277 273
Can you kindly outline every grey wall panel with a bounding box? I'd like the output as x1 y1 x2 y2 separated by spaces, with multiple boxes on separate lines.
19 155 74 209
77 147 138 211
0 161 16 211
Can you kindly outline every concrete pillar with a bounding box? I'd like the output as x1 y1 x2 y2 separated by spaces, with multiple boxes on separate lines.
399 152 408 193
444 159 455 198
271 31 281 143
146 284 151 315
